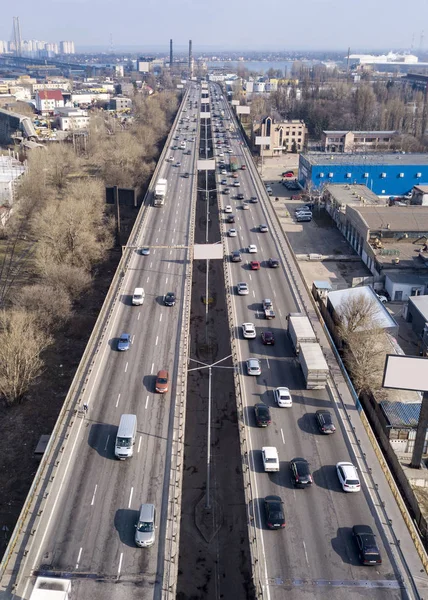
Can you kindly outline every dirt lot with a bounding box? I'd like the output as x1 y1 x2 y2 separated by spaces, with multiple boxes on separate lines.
176 168 254 599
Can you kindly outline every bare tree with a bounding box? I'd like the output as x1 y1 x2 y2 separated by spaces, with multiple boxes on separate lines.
336 293 388 395
0 310 53 405
15 283 73 330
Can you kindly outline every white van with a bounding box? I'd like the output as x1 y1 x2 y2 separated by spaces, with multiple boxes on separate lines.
115 414 137 460
262 446 280 472
132 287 145 306
180 141 186 149
266 186 273 195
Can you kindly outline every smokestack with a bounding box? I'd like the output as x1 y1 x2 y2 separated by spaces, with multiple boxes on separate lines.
170 39 173 68
189 39 192 68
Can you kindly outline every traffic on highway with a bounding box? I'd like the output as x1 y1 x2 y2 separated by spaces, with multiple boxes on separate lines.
209 84 407 599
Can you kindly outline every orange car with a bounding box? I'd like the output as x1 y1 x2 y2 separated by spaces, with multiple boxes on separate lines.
155 369 169 393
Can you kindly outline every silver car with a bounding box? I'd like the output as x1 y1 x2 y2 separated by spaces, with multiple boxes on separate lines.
246 358 261 376
135 503 156 547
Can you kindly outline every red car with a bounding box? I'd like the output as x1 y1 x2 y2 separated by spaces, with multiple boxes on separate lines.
261 331 275 345
282 170 294 177
241 164 246 170
250 261 260 270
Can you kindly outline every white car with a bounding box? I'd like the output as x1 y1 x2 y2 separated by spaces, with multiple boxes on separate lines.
224 205 232 213
262 447 280 472
233 181 240 187
242 203 250 210
242 322 256 339
274 387 292 407
248 244 257 253
246 358 261 376
376 293 388 304
336 462 361 492
228 228 237 237
237 282 249 295
221 169 228 175
219 152 224 157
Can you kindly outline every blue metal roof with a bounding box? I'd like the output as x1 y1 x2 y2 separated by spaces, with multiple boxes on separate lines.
380 401 421 428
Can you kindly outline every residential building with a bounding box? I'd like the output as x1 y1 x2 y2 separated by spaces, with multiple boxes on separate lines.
55 107 90 131
299 152 428 195
33 80 72 93
137 58 154 73
253 116 307 156
321 130 398 153
35 90 64 114
59 41 75 54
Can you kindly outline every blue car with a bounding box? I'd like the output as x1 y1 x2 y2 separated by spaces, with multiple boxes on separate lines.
117 333 131 351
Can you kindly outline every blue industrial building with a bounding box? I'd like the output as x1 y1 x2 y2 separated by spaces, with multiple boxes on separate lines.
299 152 428 196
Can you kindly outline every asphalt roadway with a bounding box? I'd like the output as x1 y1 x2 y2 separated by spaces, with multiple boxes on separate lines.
5 87 201 600
211 85 407 600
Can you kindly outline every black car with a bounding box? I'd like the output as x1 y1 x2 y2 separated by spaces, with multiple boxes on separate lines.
237 193 244 200
352 525 382 565
226 214 235 223
250 196 258 203
315 409 336 434
290 459 313 487
164 292 176 307
182 172 189 178
264 495 285 529
261 331 275 345
268 258 279 268
254 403 271 427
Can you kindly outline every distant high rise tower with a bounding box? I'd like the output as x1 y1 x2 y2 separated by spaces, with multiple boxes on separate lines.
169 39 173 68
12 17 22 57
188 40 192 68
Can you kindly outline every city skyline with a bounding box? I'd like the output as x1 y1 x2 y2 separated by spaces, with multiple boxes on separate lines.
0 0 426 52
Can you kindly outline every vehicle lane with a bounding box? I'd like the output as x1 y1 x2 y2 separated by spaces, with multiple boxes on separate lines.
20 95 198 599
214 91 403 599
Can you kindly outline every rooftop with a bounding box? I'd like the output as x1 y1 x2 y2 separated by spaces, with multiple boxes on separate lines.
380 401 421 428
414 185 428 194
327 286 398 330
356 206 428 233
304 152 428 167
325 183 382 207
408 295 428 319
323 130 397 135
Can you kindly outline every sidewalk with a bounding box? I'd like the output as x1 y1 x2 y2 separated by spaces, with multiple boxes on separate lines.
268 195 428 599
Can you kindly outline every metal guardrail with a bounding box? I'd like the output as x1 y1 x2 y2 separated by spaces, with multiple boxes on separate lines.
0 88 188 595
162 87 197 599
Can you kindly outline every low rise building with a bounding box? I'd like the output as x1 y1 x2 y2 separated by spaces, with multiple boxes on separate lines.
109 96 132 111
0 154 26 208
299 152 428 195
384 272 428 302
55 107 90 131
321 130 398 153
253 116 307 155
411 185 428 206
405 295 428 346
35 89 64 115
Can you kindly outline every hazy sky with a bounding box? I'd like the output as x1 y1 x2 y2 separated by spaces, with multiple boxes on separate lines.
0 0 426 52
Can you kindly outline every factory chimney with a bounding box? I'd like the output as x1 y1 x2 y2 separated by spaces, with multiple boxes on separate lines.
189 39 192 68
169 38 173 68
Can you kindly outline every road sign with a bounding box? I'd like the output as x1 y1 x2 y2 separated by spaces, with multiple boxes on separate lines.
382 355 428 392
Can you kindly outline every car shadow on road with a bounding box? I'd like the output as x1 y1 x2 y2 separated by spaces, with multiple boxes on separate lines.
296 412 318 435
114 508 139 547
87 422 118 460
331 527 356 565
143 375 156 393
312 465 343 492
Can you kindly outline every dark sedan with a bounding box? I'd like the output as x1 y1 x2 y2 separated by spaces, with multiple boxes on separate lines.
261 331 275 345
316 409 336 434
268 258 279 268
290 459 313 488
164 292 176 307
264 495 285 529
254 403 271 427
352 525 382 565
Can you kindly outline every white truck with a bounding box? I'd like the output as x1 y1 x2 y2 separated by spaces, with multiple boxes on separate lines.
30 577 71 600
154 178 167 207
288 313 317 354
262 298 275 319
299 342 329 389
